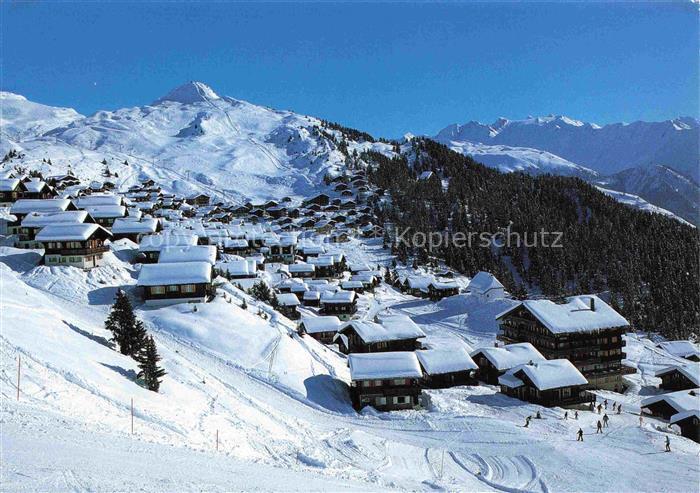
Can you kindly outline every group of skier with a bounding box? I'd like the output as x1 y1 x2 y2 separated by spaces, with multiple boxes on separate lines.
524 397 672 452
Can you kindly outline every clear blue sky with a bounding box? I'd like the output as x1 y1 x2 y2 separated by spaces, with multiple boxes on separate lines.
2 2 698 138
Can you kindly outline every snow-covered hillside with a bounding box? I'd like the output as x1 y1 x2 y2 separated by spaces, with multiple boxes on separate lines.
599 164 699 225
0 82 391 203
436 115 699 180
1 240 699 491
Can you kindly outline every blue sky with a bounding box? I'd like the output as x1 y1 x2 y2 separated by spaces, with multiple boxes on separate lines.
2 2 698 138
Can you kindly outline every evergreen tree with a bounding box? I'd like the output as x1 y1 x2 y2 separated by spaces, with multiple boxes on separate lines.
137 336 166 392
105 290 148 357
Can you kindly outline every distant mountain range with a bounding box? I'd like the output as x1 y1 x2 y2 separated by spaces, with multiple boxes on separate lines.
434 115 699 224
0 82 697 223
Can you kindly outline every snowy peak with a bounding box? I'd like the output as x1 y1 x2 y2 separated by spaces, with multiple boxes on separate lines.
153 81 221 105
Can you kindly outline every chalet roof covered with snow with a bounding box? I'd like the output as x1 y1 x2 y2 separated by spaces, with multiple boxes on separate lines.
497 295 630 334
348 352 423 381
375 314 426 340
340 318 425 344
158 245 217 265
654 364 700 387
137 261 212 286
300 315 341 334
21 211 89 227
83 205 126 218
499 359 588 390
73 194 123 208
320 290 356 304
36 223 111 241
111 218 159 234
471 343 546 371
24 179 50 192
223 238 249 248
276 293 301 307
0 178 20 191
288 262 315 273
11 199 73 214
416 347 478 375
657 341 700 360
469 271 504 293
642 389 700 415
217 260 256 276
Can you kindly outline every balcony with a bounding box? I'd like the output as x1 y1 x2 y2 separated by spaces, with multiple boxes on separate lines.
48 246 109 256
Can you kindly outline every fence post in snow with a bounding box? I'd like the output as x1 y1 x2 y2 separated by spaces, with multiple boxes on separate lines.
131 398 134 434
216 429 219 451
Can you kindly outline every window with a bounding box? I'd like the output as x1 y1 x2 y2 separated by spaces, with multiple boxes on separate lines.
376 397 387 406
150 286 166 295
392 379 406 386
181 284 196 293
395 396 407 404
167 285 179 292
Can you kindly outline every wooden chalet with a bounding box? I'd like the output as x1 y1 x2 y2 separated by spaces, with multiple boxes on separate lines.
470 343 546 385
319 290 357 321
497 295 630 391
416 348 478 389
36 223 112 269
276 293 301 320
348 352 423 412
498 359 594 407
642 390 700 441
334 316 425 354
137 261 214 306
298 315 341 344
654 364 699 392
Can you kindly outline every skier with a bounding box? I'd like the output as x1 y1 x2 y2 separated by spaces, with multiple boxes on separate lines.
536 411 542 419
574 410 579 420
564 411 568 420
597 404 603 414
577 428 584 442
639 415 644 427
603 413 609 428
589 402 595 412
596 420 603 434
612 402 617 412
525 416 531 428
604 399 608 409
665 436 671 452
617 405 622 414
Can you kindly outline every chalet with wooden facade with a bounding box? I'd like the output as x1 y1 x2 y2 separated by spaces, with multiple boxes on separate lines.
642 390 700 442
348 352 423 412
498 359 593 407
276 293 301 320
319 290 357 320
470 343 546 385
334 316 425 354
137 261 214 305
496 295 630 391
654 364 700 392
36 223 112 269
416 348 478 388
298 315 341 344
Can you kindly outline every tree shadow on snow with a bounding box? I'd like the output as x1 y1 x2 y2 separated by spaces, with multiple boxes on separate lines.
303 375 354 414
87 286 123 306
99 362 138 381
63 320 114 350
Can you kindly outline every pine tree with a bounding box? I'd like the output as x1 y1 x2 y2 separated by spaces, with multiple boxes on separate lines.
105 290 147 357
137 336 166 392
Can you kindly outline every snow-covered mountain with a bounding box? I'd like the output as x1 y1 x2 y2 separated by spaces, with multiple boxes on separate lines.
434 115 699 223
1 82 391 203
435 115 699 180
443 140 599 180
598 164 699 224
